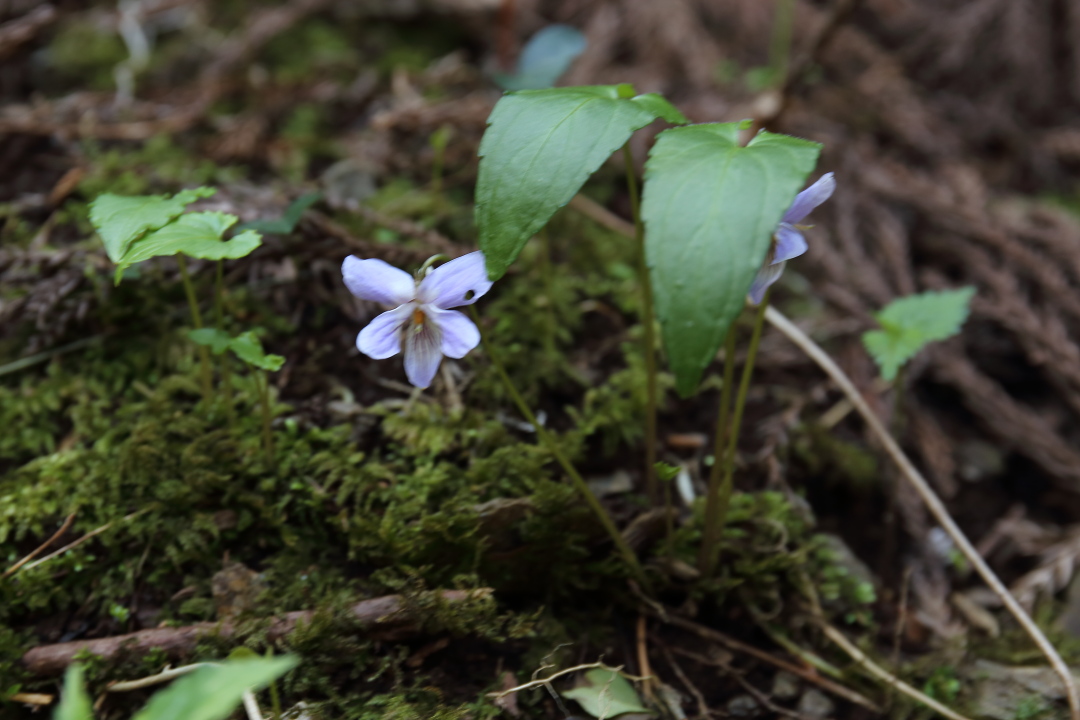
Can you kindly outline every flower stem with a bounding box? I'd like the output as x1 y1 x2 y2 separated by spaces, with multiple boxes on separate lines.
214 260 236 428
177 255 212 403
697 324 738 574
622 142 659 504
469 305 651 590
258 369 274 465
699 290 771 579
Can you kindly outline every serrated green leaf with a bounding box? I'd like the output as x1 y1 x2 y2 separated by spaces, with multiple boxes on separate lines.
89 187 215 262
187 328 233 354
862 287 975 381
55 665 94 720
131 656 297 720
114 212 262 282
643 123 821 396
234 192 322 234
229 331 285 372
561 668 652 719
476 85 688 279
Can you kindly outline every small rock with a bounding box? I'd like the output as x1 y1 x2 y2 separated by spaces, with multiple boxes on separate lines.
726 694 760 717
797 689 835 719
771 671 800 700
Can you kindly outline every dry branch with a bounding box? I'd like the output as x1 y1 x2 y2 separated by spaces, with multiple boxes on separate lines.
22 589 484 676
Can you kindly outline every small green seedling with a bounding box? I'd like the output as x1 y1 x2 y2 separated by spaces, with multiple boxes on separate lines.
561 668 653 720
862 287 976 381
89 187 265 406
190 329 284 463
89 188 262 285
55 656 297 720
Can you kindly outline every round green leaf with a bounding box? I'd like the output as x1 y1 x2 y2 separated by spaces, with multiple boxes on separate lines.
476 85 687 279
643 123 821 396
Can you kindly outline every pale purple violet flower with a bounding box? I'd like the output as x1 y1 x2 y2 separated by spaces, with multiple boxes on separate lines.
342 251 493 388
747 172 836 304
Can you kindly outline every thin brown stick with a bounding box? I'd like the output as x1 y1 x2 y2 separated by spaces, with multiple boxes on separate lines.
636 615 656 703
657 644 710 719
657 612 880 713
18 508 150 575
764 306 1080 720
671 647 801 719
2 511 76 579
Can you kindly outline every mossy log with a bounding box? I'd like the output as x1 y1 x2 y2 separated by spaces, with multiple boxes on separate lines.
22 589 485 676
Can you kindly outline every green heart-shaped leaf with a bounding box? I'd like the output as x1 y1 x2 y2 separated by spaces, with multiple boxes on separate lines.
89 187 215 262
643 122 820 396
114 212 262 282
561 668 652 719
476 85 686 279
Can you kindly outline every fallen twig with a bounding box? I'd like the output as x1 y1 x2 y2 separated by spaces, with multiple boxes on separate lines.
764 306 1080 720
16 508 151 576
818 621 971 720
22 589 486 676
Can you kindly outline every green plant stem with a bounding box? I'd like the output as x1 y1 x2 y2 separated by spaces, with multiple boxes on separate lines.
214 260 236 428
700 290 771 579
469 305 650 590
177 255 212 402
258 370 274 465
622 142 659 504
769 0 795 87
697 325 738 574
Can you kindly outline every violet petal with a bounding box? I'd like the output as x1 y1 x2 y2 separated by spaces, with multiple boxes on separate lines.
403 317 444 388
342 256 416 305
783 172 836 224
426 306 480 359
773 224 808 264
748 261 786 305
417 251 494 309
357 303 413 359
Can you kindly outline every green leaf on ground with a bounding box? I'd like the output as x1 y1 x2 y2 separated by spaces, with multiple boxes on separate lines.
89 187 215 262
234 192 323 234
114 212 262 282
229 331 285 372
561 668 652 719
131 656 298 720
476 84 687 280
862 287 976 381
55 665 94 720
642 122 821 396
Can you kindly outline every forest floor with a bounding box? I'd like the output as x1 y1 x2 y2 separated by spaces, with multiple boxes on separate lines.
5 1 1080 719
